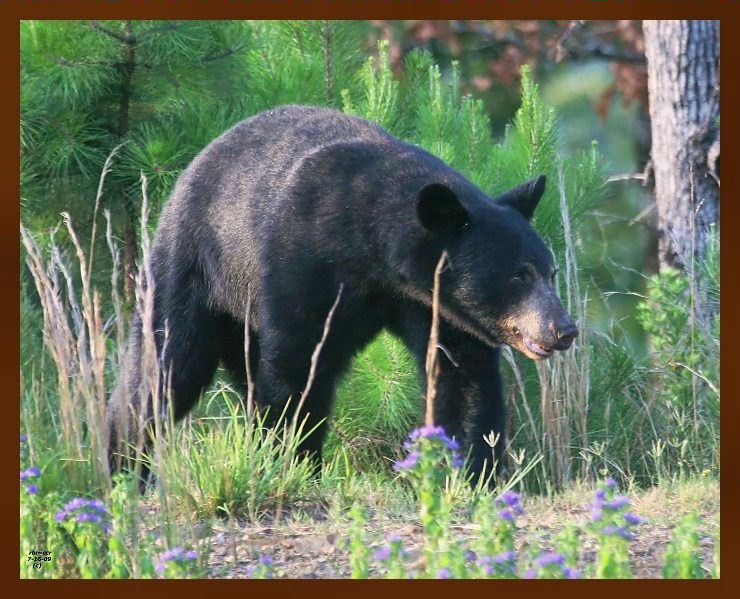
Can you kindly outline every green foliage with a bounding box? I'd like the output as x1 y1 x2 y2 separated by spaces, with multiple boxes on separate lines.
586 479 641 578
662 513 707 579
325 332 421 471
342 39 399 130
348 503 371 579
21 21 252 202
635 233 719 481
347 438 711 580
161 392 318 520
245 21 368 112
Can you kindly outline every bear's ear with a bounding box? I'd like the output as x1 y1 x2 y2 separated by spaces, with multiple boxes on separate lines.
496 174 546 220
416 183 469 236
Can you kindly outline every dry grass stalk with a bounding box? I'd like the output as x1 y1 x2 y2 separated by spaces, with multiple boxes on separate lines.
424 251 448 427
21 226 83 466
20 209 113 486
536 168 592 487
63 212 110 483
275 282 344 528
244 285 255 420
104 210 125 368
295 282 345 421
87 145 122 283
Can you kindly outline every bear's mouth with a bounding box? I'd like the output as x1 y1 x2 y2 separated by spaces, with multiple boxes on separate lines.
512 327 554 358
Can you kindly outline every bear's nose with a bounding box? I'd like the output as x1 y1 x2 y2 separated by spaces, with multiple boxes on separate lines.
557 323 579 341
550 321 579 348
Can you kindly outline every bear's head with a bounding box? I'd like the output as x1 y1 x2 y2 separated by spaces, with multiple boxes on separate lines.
415 174 578 360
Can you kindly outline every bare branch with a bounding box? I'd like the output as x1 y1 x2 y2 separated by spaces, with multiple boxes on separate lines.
424 251 448 427
295 283 345 421
244 285 255 421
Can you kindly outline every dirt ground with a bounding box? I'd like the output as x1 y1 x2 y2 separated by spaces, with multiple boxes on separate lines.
200 479 719 579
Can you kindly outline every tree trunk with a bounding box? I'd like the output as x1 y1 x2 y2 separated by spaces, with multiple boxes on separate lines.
643 20 719 278
118 21 138 304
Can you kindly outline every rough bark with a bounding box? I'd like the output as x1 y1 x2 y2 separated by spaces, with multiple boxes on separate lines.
117 21 138 304
643 20 719 275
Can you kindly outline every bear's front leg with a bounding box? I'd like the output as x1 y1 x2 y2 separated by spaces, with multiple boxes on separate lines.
389 303 508 486
432 338 507 486
253 288 385 474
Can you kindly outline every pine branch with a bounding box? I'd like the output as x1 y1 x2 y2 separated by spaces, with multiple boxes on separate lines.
89 21 134 45
201 44 246 63
139 22 182 38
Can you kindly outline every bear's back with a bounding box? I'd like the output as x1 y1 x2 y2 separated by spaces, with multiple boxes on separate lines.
153 106 415 318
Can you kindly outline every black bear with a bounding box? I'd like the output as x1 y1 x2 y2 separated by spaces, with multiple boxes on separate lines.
108 105 578 483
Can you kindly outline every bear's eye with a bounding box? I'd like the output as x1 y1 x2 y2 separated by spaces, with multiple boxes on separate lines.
512 268 531 284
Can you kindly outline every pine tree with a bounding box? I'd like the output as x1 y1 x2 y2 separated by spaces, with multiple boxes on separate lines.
21 20 371 303
21 20 252 301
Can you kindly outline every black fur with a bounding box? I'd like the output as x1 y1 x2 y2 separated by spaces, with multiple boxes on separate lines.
108 105 577 484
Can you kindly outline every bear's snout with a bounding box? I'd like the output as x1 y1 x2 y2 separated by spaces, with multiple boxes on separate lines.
549 319 578 350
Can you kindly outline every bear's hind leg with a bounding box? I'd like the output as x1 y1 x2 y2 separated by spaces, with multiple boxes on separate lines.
218 315 262 413
108 278 226 478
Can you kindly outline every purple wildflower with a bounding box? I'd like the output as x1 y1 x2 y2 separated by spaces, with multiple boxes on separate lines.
20 466 41 480
374 545 391 561
500 489 521 506
20 434 27 443
76 512 102 524
594 488 606 501
408 425 459 451
465 549 477 563
246 562 273 579
606 495 630 510
496 490 524 514
258 554 272 566
522 568 537 579
492 551 517 564
535 552 566 568
402 425 464 470
499 508 515 522
563 567 582 579
393 450 420 472
409 425 444 441
388 533 402 543
437 568 452 579
55 497 110 529
624 512 645 526
591 509 603 522
27 484 39 495
445 437 461 451
64 497 86 511
605 477 617 489
156 546 198 575
601 525 634 540
480 551 517 576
